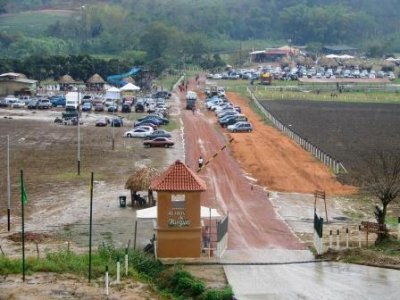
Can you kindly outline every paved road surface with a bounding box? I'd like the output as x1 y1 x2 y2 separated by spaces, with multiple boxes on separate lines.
225 262 400 300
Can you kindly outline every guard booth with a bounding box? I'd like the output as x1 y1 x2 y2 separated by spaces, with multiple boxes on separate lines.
150 160 207 258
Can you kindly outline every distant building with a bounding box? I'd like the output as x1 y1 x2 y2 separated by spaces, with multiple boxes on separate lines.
322 45 358 55
0 73 37 96
249 45 300 63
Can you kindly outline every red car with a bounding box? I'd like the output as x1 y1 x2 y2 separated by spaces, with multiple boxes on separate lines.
143 137 174 148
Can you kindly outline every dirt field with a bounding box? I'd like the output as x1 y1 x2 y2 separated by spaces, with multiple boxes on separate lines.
0 77 367 298
260 100 400 183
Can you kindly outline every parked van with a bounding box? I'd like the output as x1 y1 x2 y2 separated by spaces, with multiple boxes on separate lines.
65 92 82 111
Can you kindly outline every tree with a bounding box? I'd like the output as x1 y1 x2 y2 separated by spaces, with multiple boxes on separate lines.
362 152 400 243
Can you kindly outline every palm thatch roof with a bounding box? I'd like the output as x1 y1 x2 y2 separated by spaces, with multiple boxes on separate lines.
59 74 76 84
87 73 105 84
125 166 161 191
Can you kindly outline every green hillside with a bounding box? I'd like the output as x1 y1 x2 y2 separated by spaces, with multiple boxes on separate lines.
0 10 74 37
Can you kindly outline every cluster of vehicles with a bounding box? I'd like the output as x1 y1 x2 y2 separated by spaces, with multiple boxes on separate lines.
205 86 253 133
0 95 56 109
121 92 174 148
207 64 397 83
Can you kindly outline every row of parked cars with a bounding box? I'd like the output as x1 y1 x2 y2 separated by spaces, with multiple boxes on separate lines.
121 91 174 148
0 95 55 109
207 64 397 82
205 90 253 133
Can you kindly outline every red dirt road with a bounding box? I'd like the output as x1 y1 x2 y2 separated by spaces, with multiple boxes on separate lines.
181 78 356 251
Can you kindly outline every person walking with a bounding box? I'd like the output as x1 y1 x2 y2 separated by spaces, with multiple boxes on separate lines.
198 156 204 169
192 105 196 115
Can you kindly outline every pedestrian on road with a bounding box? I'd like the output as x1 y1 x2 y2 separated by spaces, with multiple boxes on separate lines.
198 156 204 169
192 105 196 115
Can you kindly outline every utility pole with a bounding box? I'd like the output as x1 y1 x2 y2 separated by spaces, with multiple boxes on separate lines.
77 89 81 175
7 135 11 231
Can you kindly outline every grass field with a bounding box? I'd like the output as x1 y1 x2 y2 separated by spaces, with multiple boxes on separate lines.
0 10 74 36
253 88 400 104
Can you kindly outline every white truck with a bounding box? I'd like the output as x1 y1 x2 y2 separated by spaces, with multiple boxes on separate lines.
65 92 82 111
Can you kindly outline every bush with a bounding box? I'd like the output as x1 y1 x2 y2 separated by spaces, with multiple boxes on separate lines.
159 269 205 298
200 287 234 300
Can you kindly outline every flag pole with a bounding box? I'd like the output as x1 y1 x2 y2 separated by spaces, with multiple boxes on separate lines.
20 170 25 282
88 171 94 283
7 135 11 231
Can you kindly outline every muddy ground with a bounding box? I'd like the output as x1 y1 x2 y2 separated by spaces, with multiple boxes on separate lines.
0 77 392 298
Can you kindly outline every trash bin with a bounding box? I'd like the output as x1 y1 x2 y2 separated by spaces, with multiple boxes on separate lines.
119 196 127 208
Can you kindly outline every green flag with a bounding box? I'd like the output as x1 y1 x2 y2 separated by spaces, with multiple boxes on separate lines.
20 176 27 205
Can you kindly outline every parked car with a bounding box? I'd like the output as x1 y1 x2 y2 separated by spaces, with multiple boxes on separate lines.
110 117 123 127
94 102 105 112
105 99 115 107
108 104 118 112
143 137 174 148
10 99 25 108
138 115 169 125
121 103 131 113
82 102 92 112
146 129 172 139
153 91 171 99
134 119 160 128
0 99 8 107
135 103 145 112
4 95 18 106
220 115 248 127
124 127 154 138
51 96 66 107
38 99 51 109
95 117 109 127
227 121 253 132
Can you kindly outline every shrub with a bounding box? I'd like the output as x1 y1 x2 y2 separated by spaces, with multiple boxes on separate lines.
200 287 234 300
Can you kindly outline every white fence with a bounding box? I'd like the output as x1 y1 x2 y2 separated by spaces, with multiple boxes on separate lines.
247 87 347 174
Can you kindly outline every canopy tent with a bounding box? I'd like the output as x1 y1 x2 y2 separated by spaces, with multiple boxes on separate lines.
105 87 121 100
136 205 221 219
120 82 140 91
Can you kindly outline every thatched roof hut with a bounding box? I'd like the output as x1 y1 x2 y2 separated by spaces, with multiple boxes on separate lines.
86 73 106 91
59 74 76 84
87 73 105 84
125 166 161 207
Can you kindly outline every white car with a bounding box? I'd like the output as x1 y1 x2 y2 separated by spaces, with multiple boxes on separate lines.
227 121 253 133
4 95 18 105
124 127 154 138
10 99 25 108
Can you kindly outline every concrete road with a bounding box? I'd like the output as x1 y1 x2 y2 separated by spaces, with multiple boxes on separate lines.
225 262 400 300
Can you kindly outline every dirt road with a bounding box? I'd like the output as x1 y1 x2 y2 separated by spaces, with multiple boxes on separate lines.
182 78 355 250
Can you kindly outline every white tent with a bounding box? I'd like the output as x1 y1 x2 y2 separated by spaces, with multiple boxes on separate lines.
136 205 221 219
105 87 121 100
325 54 339 58
120 82 140 91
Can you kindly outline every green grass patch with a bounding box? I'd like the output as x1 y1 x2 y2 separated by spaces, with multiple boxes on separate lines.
155 74 182 91
253 88 400 104
164 118 179 132
0 245 233 300
0 10 73 36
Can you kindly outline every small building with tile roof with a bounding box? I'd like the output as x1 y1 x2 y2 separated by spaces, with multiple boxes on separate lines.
150 160 207 258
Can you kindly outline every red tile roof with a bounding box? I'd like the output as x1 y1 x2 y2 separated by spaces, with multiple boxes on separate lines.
150 160 207 192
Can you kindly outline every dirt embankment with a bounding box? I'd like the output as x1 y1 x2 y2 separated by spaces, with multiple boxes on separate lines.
225 92 357 195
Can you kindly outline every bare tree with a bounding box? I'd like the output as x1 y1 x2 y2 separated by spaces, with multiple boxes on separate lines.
362 152 400 243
